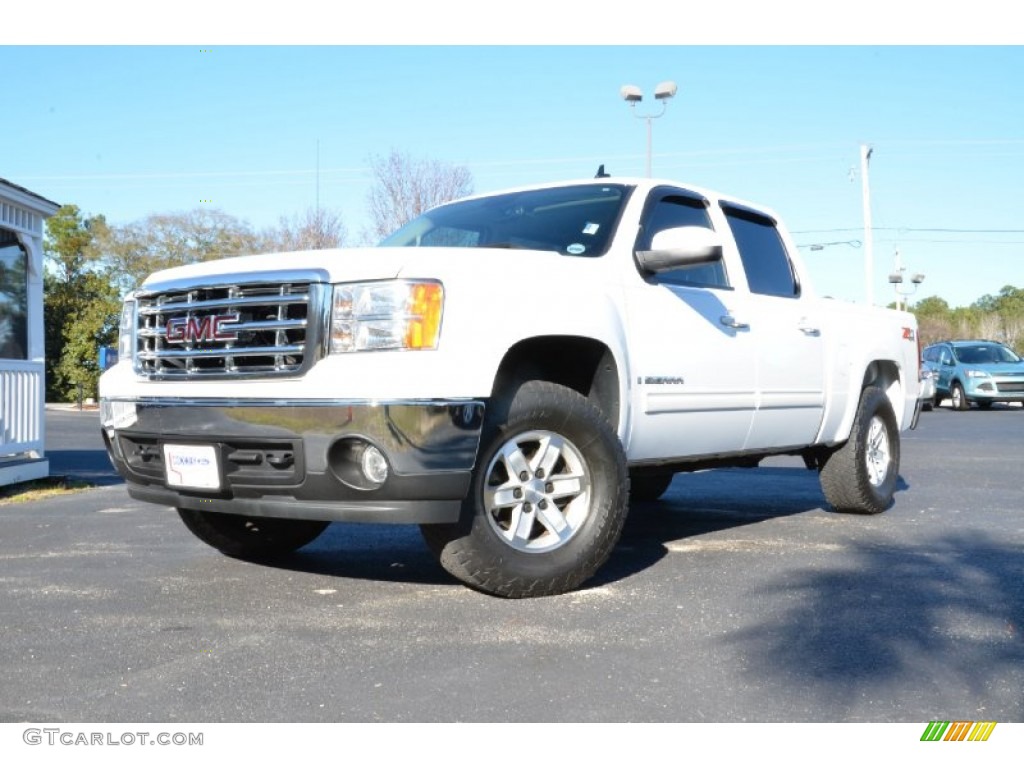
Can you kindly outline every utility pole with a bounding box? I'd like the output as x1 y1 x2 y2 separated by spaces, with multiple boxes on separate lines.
860 144 874 305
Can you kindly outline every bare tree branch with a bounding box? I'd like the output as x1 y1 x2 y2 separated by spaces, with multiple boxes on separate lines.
365 150 473 241
260 207 347 253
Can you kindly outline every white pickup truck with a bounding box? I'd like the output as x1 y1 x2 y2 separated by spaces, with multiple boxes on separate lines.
99 177 922 597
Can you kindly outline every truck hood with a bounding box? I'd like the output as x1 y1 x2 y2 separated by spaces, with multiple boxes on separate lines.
137 246 591 291
139 247 408 290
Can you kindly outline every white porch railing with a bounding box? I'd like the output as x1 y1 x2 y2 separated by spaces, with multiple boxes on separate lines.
0 361 44 457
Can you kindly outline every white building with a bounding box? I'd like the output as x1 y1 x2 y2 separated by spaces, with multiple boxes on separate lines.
0 178 59 485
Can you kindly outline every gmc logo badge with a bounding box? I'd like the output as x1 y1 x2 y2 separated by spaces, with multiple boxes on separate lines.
166 314 240 344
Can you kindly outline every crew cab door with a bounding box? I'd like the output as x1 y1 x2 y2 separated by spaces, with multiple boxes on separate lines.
722 205 826 450
622 188 758 461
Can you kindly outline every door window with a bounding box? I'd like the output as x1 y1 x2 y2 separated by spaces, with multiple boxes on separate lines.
724 206 799 298
636 192 728 288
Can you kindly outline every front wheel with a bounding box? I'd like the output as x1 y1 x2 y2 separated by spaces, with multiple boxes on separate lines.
950 382 970 411
421 380 628 598
177 509 328 559
819 386 900 514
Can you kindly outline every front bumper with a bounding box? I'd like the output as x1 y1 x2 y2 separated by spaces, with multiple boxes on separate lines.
100 398 485 523
964 378 1024 403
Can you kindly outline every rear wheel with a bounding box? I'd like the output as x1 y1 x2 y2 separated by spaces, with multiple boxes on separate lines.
819 386 900 514
421 380 628 598
177 509 328 559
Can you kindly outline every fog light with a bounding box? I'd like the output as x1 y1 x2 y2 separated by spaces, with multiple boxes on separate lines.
361 445 389 485
327 438 391 490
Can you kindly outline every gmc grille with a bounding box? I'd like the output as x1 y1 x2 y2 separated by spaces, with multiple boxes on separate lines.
134 280 327 379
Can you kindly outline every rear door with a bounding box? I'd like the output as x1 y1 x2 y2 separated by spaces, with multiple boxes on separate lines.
934 344 955 394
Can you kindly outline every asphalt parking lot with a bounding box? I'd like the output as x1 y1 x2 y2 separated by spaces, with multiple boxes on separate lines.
1 404 1021 722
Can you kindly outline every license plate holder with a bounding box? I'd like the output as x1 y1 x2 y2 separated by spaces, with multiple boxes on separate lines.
163 443 221 491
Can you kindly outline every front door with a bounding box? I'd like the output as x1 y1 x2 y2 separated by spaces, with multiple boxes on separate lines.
622 189 757 461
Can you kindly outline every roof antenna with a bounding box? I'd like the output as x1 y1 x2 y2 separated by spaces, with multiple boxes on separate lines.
595 164 610 178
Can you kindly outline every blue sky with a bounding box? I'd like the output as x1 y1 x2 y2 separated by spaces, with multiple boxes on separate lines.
3 41 1022 308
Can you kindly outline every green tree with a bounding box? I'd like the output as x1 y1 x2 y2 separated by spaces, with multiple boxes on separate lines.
970 285 1024 351
97 208 259 294
912 295 953 347
43 205 119 401
912 286 1024 354
51 271 119 400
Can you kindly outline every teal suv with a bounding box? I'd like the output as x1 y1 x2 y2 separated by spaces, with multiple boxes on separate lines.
922 340 1024 410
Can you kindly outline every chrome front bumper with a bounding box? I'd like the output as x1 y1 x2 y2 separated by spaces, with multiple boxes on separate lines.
100 398 485 523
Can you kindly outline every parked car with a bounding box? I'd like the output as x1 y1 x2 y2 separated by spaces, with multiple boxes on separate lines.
919 363 938 410
921 340 1024 410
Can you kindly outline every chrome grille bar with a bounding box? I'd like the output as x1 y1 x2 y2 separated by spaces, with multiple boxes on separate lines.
137 292 311 315
138 344 305 360
133 279 324 379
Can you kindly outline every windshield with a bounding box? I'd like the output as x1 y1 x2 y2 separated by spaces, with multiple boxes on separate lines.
378 184 631 257
954 343 1021 364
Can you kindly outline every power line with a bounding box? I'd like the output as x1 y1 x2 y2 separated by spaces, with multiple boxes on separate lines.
874 238 1024 245
792 227 1024 234
19 137 1024 185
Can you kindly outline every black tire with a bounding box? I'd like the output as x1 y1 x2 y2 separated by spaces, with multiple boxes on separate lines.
819 386 900 515
932 392 943 409
177 509 328 559
629 472 674 503
950 381 970 411
420 380 628 598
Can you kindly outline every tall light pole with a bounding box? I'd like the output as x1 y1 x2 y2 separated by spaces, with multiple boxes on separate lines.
860 144 874 305
888 248 925 311
621 81 678 177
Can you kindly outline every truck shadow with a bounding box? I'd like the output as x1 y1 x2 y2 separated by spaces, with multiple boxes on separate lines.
723 530 1024 718
593 465 842 588
264 523 450 586
262 465 899 591
46 449 124 486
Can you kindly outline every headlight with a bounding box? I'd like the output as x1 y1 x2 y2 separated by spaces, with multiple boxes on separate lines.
117 299 135 360
964 369 990 378
330 280 443 353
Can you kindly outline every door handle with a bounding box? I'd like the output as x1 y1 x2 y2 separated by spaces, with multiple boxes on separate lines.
720 314 750 330
797 317 820 336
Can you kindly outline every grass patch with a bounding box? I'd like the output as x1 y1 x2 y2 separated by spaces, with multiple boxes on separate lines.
0 476 94 505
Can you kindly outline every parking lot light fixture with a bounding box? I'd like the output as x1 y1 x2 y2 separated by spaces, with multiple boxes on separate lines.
621 80 677 178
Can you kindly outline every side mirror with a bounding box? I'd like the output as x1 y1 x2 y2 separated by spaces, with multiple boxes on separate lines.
636 226 724 274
